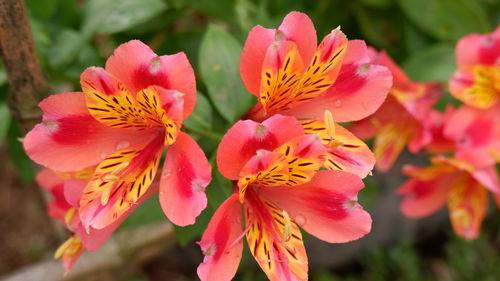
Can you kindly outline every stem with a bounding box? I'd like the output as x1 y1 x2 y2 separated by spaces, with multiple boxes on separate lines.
0 0 51 132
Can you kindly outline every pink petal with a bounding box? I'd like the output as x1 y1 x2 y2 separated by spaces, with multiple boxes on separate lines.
397 165 454 218
240 11 316 96
278 11 317 64
77 183 159 251
159 132 212 226
197 194 243 281
471 165 500 193
23 92 154 172
217 114 304 180
36 169 71 221
64 179 87 207
456 26 500 67
284 41 392 121
261 170 372 243
105 40 196 117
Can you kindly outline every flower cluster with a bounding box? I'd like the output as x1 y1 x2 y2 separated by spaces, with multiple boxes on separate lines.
349 26 500 240
197 12 392 281
25 8 499 281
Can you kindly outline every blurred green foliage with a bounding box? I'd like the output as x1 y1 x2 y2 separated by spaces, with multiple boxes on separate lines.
0 0 499 278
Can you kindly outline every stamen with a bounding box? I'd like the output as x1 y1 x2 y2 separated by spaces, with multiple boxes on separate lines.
54 237 82 259
282 209 292 242
100 185 113 205
228 221 253 250
324 110 336 141
111 162 130 175
102 174 119 182
64 207 76 224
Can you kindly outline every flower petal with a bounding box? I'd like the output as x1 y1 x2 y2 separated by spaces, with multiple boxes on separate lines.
105 40 196 117
398 165 454 218
240 12 317 96
259 41 304 114
197 194 243 281
447 175 487 240
261 170 372 243
79 137 163 229
159 132 211 226
217 114 304 180
245 191 308 281
301 120 375 178
36 169 71 221
283 41 392 121
455 26 500 68
23 92 153 172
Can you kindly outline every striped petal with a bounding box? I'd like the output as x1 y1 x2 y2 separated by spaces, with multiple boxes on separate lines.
79 137 163 229
301 119 375 178
245 191 308 281
260 41 304 114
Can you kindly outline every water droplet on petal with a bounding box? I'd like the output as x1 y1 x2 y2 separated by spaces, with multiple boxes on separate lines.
362 102 369 110
116 141 130 150
100 153 108 159
294 214 306 226
334 100 342 108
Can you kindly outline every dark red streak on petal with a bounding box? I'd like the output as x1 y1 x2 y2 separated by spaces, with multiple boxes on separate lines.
50 115 100 146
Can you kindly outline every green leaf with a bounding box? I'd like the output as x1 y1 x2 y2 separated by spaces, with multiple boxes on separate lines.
402 44 456 82
0 65 6 87
46 29 85 68
397 0 490 40
0 103 12 143
8 122 36 183
183 92 212 132
82 0 167 36
199 24 254 122
119 194 165 229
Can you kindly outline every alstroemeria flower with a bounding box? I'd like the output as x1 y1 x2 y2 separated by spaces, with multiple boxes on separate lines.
449 26 500 109
240 11 392 122
443 104 500 168
37 168 156 271
197 115 371 281
349 50 441 171
420 107 456 154
397 156 500 239
24 40 211 230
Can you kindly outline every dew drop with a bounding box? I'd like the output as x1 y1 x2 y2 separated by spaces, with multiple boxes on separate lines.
362 102 369 110
294 214 306 226
334 100 342 108
116 141 130 150
100 153 108 159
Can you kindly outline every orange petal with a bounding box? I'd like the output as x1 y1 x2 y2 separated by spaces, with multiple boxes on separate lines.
291 29 347 105
274 134 326 186
447 174 487 240
301 119 375 178
245 192 308 281
238 150 290 202
79 137 163 229
260 41 304 114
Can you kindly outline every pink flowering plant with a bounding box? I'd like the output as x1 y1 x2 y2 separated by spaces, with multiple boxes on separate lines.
4 1 500 280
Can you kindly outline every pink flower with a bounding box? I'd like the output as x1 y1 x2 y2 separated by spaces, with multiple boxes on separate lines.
443 104 500 168
350 50 442 171
240 11 392 122
24 40 211 230
449 26 500 109
37 168 156 271
197 115 371 281
397 156 500 239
